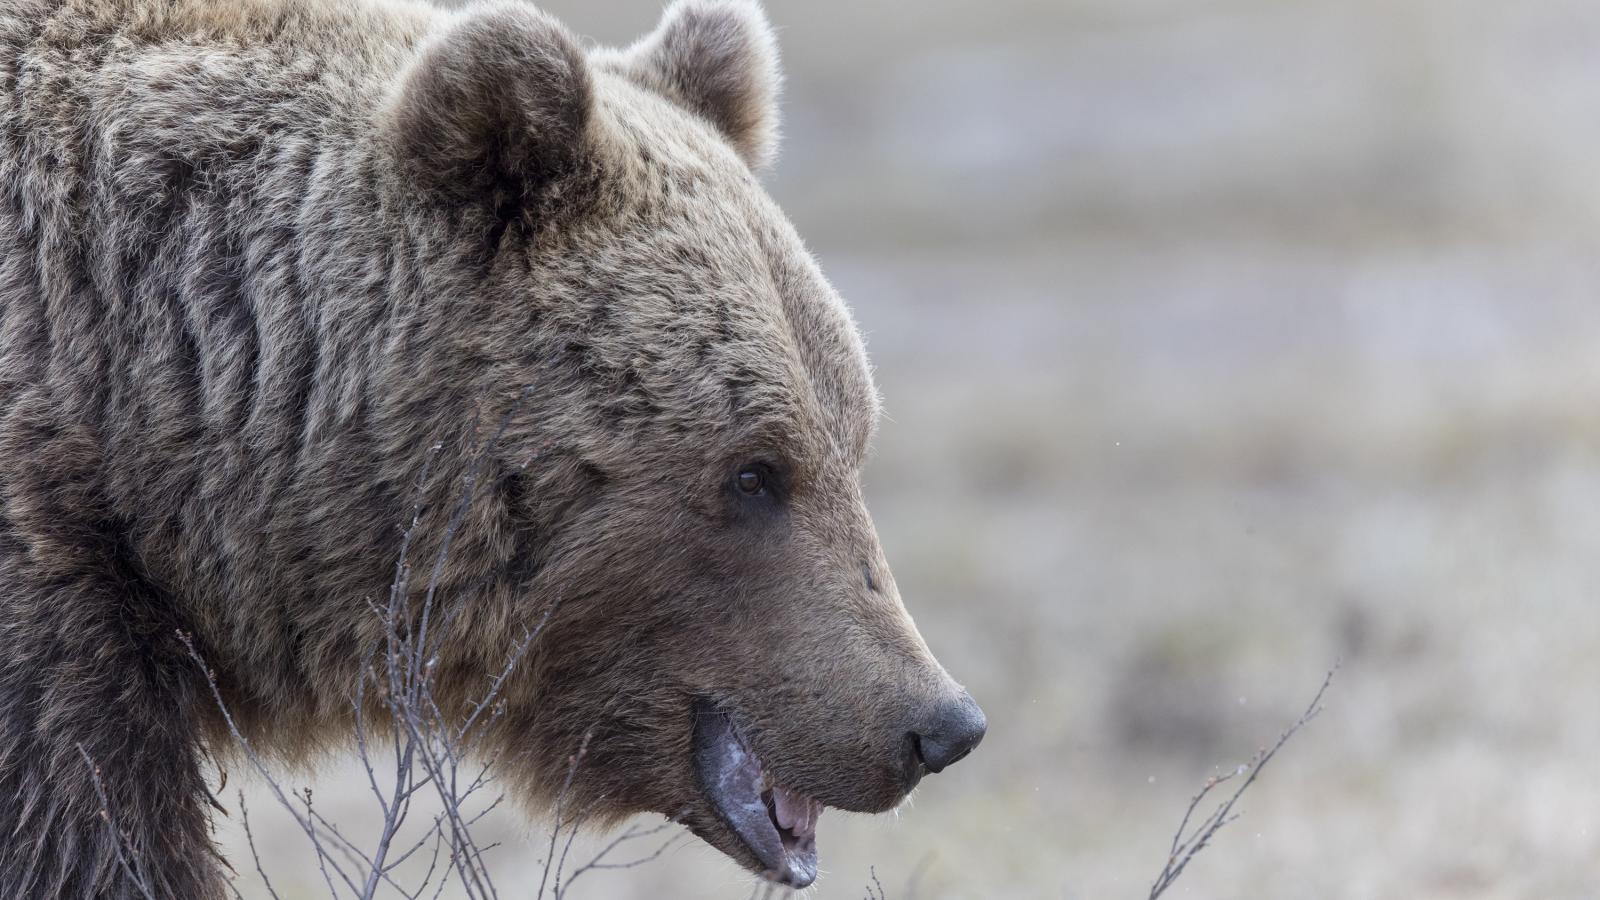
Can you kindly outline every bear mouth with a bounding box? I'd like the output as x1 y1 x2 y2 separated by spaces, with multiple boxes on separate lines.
692 702 824 887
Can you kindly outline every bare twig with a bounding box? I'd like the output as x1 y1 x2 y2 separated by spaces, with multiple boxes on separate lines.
555 814 690 899
75 744 159 900
864 865 888 900
1147 664 1339 900
236 792 284 900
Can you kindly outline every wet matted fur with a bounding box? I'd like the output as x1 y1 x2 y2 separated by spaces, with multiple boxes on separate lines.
0 0 981 895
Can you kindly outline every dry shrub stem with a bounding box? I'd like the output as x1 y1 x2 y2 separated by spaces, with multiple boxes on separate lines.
1147 664 1339 900
863 865 887 900
73 745 159 900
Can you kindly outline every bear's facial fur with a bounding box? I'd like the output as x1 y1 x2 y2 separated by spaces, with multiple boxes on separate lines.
375 2 981 886
474 71 974 883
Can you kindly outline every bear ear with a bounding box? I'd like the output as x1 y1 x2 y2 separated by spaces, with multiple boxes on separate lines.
609 0 782 169
385 3 593 216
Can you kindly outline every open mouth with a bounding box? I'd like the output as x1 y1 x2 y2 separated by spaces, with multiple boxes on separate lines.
692 703 824 887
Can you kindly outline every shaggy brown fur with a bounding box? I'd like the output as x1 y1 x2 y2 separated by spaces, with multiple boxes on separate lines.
0 0 983 895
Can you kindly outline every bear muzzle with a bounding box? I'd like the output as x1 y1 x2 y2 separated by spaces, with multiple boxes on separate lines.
687 688 986 888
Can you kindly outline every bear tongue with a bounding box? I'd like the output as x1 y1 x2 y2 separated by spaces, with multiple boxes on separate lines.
773 785 822 838
692 706 819 888
773 786 802 831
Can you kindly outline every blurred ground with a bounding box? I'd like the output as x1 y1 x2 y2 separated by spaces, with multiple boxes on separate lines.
219 0 1600 897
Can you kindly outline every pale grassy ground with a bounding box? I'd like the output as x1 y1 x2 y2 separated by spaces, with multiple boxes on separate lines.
217 0 1600 897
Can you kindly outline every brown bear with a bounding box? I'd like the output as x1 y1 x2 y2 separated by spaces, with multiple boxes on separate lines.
0 0 986 895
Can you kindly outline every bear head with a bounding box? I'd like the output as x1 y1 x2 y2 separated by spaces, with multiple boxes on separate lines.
379 0 984 887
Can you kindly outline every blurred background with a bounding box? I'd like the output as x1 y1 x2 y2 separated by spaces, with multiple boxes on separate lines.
221 0 1600 896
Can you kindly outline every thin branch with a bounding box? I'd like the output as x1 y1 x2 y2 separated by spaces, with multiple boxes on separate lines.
1147 663 1339 900
75 745 158 900
863 865 887 900
235 792 284 900
536 730 594 900
555 813 689 899
177 631 360 898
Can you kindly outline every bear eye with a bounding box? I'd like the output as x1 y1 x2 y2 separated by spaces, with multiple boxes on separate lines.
735 465 766 496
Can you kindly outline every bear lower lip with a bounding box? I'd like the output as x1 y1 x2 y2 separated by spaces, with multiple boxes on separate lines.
691 702 821 887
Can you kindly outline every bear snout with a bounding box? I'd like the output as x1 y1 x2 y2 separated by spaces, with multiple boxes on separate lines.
909 691 987 775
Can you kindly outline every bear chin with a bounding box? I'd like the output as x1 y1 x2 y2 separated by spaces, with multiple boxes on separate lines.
691 702 825 888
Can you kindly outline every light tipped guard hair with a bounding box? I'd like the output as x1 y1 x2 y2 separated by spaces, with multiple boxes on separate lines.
603 0 783 169
384 1 594 215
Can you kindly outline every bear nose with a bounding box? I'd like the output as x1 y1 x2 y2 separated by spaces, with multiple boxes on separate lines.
911 692 987 774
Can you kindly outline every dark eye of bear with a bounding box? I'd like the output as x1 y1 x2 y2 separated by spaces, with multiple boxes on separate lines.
735 466 766 496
